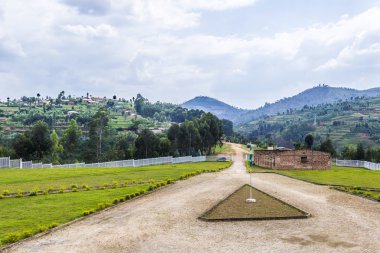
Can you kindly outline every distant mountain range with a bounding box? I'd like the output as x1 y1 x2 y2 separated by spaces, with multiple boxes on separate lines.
182 86 380 124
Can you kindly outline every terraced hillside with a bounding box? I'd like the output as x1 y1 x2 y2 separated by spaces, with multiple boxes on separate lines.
237 96 380 150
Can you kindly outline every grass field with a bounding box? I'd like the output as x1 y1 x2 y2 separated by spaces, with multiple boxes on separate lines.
213 143 234 155
248 164 380 201
0 162 229 193
0 161 231 246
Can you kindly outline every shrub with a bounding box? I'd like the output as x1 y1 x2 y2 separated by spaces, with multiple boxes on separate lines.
16 189 23 198
2 232 20 244
48 186 54 193
20 230 33 239
130 193 136 198
119 198 125 202
125 194 131 200
43 190 48 195
72 187 78 192
3 189 10 195
149 179 155 183
48 222 59 229
155 183 160 188
148 185 154 191
29 191 37 196
59 187 65 193
37 225 48 233
103 183 109 188
81 184 89 189
71 184 78 189
166 179 172 184
112 199 119 204
83 210 90 216
134 192 140 197
97 203 106 210
0 194 3 199
139 190 145 195
112 181 118 188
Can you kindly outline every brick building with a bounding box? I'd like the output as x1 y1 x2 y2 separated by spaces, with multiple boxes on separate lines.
254 149 331 170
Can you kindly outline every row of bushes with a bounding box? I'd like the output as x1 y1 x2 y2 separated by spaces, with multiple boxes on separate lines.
334 186 380 201
82 179 173 216
1 222 59 245
0 179 160 200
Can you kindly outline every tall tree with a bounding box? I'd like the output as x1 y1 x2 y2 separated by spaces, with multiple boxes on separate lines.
30 121 51 160
134 129 160 158
304 134 314 149
62 119 82 162
319 139 336 157
356 143 365 160
50 130 63 164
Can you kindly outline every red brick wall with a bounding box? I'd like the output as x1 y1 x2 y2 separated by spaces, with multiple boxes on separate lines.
254 150 331 170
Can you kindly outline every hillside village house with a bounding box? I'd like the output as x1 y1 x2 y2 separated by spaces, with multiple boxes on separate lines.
254 149 331 170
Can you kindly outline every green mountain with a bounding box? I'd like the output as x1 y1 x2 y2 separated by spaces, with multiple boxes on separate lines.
237 96 380 150
183 85 380 124
182 96 247 121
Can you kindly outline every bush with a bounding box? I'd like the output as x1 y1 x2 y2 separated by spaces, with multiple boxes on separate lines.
130 193 136 198
0 194 3 199
112 198 119 204
166 179 172 184
119 198 125 202
29 191 37 196
2 232 20 244
112 181 118 188
3 189 10 195
37 225 48 233
48 222 59 229
134 192 140 197
72 187 78 192
148 185 154 191
83 210 90 216
139 190 145 195
20 230 33 239
16 189 24 198
71 184 78 189
59 187 65 193
97 203 106 210
125 194 131 200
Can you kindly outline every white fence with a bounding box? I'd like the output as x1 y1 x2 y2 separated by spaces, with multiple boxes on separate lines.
0 155 216 169
336 159 380 171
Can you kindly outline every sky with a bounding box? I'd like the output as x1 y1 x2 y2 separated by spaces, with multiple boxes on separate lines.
1 0 380 109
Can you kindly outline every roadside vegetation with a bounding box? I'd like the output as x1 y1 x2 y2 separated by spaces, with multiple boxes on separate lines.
0 161 231 246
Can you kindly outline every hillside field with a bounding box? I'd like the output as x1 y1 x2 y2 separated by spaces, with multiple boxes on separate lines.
0 161 231 246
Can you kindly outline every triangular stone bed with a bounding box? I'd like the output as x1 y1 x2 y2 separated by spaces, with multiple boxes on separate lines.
199 184 310 221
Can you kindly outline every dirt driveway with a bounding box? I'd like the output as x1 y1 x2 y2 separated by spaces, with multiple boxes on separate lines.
4 144 380 253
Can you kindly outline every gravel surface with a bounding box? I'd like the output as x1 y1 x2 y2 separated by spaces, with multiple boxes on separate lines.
3 143 380 253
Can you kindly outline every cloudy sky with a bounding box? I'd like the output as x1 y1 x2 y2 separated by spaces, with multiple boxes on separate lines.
1 0 380 109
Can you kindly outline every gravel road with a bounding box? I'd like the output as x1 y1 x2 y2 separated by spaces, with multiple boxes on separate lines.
3 144 380 253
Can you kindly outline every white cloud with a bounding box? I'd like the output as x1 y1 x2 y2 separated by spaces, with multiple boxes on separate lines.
1 0 380 108
62 24 118 38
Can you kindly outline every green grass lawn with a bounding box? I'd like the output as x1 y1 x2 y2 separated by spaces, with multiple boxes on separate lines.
0 162 230 193
0 185 149 245
262 165 380 188
213 143 234 155
0 161 231 246
249 164 380 202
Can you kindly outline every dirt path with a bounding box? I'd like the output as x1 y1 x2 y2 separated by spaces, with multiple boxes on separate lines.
4 143 380 253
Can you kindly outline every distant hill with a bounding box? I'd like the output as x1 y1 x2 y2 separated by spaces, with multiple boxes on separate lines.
236 96 380 150
182 96 247 121
183 86 380 124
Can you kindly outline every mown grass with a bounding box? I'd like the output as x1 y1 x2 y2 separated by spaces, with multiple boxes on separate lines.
0 162 230 193
0 161 231 246
248 164 380 201
0 185 150 245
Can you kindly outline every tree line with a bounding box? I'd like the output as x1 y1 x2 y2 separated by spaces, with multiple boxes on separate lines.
0 108 224 164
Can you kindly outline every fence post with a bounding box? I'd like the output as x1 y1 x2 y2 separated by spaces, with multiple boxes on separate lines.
20 158 23 168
